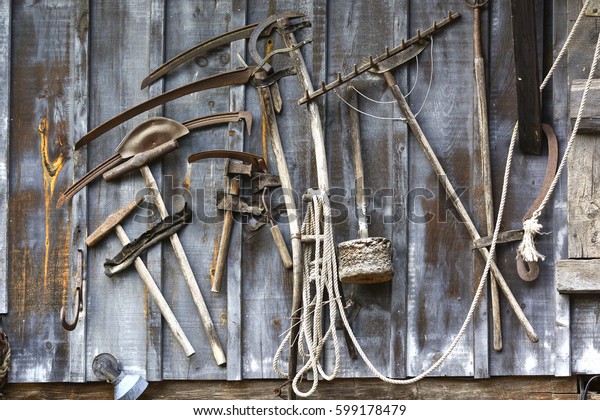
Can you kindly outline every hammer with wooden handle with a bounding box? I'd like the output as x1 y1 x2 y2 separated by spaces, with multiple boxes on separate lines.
98 118 227 366
86 196 196 358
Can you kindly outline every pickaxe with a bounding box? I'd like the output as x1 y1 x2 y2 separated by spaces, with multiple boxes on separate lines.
86 196 196 358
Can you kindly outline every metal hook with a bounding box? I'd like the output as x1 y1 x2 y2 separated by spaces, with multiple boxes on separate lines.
273 380 292 399
516 254 540 282
60 250 83 331
464 0 489 9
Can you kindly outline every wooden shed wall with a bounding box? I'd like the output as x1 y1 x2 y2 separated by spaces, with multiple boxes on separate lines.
0 0 597 387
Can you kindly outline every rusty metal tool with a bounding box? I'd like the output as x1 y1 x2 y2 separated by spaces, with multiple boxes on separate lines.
60 249 84 331
369 46 538 343
188 150 266 293
141 13 310 114
104 203 192 277
472 123 558 282
296 11 461 105
57 112 252 208
466 0 502 352
86 196 195 357
100 118 227 365
74 67 256 151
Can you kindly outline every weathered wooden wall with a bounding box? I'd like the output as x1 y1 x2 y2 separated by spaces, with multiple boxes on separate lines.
1 0 596 388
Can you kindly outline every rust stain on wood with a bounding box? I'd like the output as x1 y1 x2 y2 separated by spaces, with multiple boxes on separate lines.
182 162 192 190
37 115 65 288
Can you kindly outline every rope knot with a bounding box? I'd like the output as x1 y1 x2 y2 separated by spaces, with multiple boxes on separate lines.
518 217 546 263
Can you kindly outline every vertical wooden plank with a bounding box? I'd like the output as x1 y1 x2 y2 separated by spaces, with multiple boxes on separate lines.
65 0 89 383
406 0 475 377
324 0 405 378
144 0 166 382
487 0 556 376
552 0 571 378
8 0 84 382
563 0 600 375
0 0 10 315
85 1 153 381
388 0 410 379
161 1 234 380
226 0 247 381
241 1 292 381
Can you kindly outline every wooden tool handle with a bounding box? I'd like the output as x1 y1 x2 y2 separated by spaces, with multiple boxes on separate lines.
212 178 240 293
114 224 195 357
139 165 226 366
104 139 179 182
270 225 293 269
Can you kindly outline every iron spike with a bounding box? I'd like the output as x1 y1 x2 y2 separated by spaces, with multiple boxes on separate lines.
385 46 390 57
337 72 343 83
369 55 374 66
354 64 359 75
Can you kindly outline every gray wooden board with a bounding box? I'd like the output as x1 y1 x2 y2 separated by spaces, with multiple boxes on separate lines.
563 0 600 374
160 0 240 380
145 0 166 382
241 0 312 380
6 0 90 383
0 0 9 315
556 259 600 293
552 0 572 378
323 0 407 379
487 0 556 376
405 0 476 377
84 1 154 381
1 0 592 383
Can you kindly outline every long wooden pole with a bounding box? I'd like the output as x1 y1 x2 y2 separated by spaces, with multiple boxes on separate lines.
470 1 502 352
383 71 538 343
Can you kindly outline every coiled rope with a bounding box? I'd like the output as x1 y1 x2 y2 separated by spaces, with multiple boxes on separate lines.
0 331 10 391
273 1 595 397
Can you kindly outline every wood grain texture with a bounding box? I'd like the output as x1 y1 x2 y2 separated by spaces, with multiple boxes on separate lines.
0 376 577 400
556 259 600 293
405 0 476 378
160 0 235 380
487 0 556 377
84 0 153 383
324 0 403 379
0 0 594 385
0 0 10 315
7 0 91 383
552 0 571 378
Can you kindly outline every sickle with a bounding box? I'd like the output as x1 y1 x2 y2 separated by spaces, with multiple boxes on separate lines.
74 67 255 150
141 14 308 90
57 112 253 208
516 123 559 281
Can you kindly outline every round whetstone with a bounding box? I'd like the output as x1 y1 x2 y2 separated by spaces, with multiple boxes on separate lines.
337 237 393 284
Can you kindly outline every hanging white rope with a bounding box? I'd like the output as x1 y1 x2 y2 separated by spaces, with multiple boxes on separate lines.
519 0 598 262
273 0 595 397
